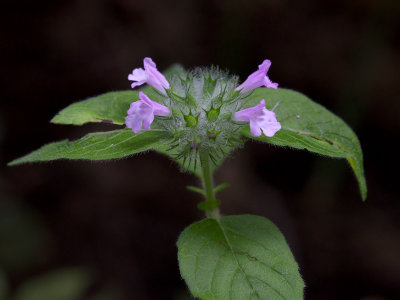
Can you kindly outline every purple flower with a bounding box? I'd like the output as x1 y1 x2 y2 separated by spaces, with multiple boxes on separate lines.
125 92 171 134
233 99 281 137
236 59 278 93
128 57 170 94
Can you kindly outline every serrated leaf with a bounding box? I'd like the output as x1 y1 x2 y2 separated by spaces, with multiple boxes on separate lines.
13 268 91 300
242 88 366 200
51 90 138 126
8 129 170 165
177 215 304 300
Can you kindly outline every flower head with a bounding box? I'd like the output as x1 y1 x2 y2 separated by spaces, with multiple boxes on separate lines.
125 92 171 134
128 57 170 94
233 99 281 137
236 59 278 93
125 64 280 170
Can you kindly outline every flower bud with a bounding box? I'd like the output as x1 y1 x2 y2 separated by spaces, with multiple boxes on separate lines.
207 108 220 122
184 114 198 127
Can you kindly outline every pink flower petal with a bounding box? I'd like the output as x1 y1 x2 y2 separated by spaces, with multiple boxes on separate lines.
125 92 171 134
128 68 147 81
128 57 170 94
138 92 171 117
258 60 271 72
130 80 146 89
142 112 155 130
236 59 278 93
257 108 281 137
144 57 157 68
232 99 281 137
232 100 265 122
250 120 262 136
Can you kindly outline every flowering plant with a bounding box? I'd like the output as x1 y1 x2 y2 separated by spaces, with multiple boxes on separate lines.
9 58 366 299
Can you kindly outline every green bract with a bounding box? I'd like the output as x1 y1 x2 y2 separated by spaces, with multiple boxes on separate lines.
156 68 248 170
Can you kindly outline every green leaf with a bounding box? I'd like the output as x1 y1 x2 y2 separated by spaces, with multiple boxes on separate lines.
50 65 185 127
177 215 304 300
8 129 171 165
51 90 138 126
214 183 230 194
242 88 366 200
187 186 206 196
13 268 91 300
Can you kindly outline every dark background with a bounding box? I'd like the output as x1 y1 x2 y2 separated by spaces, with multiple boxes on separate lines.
1 0 399 299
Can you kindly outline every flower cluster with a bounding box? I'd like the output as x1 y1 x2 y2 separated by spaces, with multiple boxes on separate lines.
125 57 281 167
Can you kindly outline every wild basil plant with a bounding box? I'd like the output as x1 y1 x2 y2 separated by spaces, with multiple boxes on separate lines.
9 58 366 299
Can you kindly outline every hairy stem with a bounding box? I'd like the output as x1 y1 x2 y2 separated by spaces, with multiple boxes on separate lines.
199 149 221 219
199 150 215 203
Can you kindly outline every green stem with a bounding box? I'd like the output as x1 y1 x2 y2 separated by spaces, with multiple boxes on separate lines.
199 150 215 203
199 149 221 219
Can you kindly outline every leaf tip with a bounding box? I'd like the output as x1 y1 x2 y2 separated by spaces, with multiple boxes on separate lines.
361 183 367 202
7 157 25 167
7 160 17 167
49 115 58 124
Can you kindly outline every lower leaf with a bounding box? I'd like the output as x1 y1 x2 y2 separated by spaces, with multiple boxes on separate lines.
8 129 171 165
177 214 304 300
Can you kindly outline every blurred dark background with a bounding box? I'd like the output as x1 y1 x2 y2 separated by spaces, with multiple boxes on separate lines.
1 0 399 299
